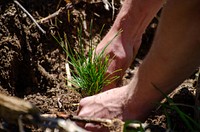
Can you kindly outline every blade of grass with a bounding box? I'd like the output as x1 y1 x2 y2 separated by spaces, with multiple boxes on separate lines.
152 83 196 131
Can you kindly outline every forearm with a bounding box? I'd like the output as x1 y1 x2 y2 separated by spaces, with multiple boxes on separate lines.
110 0 164 47
127 0 200 119
97 0 163 90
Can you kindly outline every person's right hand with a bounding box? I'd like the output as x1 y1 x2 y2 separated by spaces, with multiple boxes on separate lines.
95 31 141 91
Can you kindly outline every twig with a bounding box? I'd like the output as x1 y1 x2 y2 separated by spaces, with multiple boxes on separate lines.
70 115 150 131
70 115 124 132
13 0 46 34
37 4 73 24
71 115 113 124
37 62 55 82
40 115 88 132
63 33 72 87
41 114 112 124
41 114 149 131
65 63 72 87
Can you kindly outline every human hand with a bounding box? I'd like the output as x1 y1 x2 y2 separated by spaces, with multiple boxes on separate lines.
95 33 140 91
77 85 137 131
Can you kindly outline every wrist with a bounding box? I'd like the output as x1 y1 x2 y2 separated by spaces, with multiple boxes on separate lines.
124 70 163 120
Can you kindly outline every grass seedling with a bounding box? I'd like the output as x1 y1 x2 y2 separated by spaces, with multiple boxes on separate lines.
69 27 121 96
53 23 122 96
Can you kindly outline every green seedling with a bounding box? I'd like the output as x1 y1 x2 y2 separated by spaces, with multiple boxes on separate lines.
53 23 122 96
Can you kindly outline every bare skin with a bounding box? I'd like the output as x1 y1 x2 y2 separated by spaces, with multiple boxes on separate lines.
96 0 164 90
78 0 200 131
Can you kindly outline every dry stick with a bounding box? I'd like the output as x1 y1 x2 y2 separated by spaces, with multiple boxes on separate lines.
70 115 148 131
41 114 148 131
70 115 124 132
13 0 46 34
40 114 112 124
69 116 124 132
65 63 72 87
37 4 73 24
71 115 113 124
64 34 72 87
37 62 55 82
40 114 88 132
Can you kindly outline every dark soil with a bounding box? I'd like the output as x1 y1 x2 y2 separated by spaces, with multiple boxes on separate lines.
0 0 198 131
